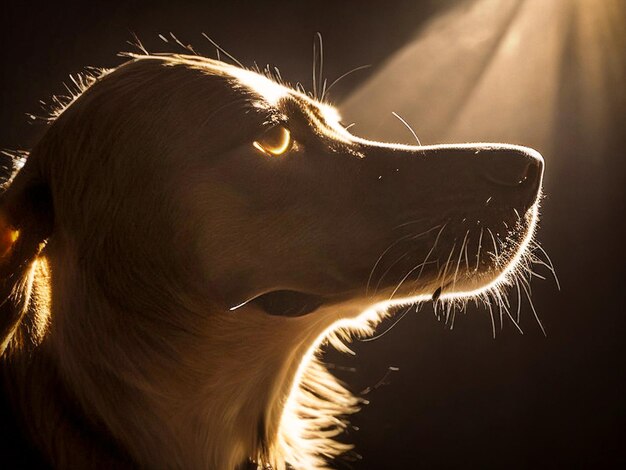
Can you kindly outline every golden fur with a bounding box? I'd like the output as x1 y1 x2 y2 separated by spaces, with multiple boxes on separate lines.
0 54 544 469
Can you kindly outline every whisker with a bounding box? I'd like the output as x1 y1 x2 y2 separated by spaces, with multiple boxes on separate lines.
475 227 484 272
367 224 442 295
391 111 422 146
452 230 470 290
485 294 496 339
312 37 318 99
374 252 410 294
408 223 448 294
531 242 561 290
392 217 428 230
520 276 546 336
311 32 325 100
360 305 413 342
463 234 471 274
487 228 499 261
324 64 372 99
514 275 523 323
438 242 457 287
392 224 447 300
445 301 454 326
367 234 416 295
317 32 324 101
500 292 524 334
388 258 436 301
520 269 533 295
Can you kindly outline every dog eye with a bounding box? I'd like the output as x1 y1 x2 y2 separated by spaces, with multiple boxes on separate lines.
253 126 293 157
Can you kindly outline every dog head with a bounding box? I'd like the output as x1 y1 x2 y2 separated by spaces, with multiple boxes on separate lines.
0 54 543 469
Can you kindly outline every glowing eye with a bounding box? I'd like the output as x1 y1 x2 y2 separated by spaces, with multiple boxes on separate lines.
253 126 293 157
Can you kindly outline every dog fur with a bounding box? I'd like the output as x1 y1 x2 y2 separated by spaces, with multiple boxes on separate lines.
0 53 544 469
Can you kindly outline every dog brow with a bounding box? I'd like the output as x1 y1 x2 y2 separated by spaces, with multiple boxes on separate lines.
278 97 356 154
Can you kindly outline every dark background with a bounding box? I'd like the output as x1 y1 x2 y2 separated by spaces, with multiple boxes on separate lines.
1 0 624 468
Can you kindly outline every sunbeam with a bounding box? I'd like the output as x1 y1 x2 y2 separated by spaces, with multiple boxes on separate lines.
341 0 625 156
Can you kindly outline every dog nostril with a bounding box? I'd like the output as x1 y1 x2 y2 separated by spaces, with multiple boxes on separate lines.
520 159 543 188
483 151 542 188
518 162 534 185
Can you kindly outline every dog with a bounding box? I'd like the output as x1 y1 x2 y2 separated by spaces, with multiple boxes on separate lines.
0 53 543 469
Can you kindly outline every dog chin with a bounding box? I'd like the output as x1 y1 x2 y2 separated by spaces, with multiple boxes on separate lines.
437 270 505 298
441 221 537 299
422 212 538 302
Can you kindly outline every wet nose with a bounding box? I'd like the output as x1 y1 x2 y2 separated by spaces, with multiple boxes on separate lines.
482 146 544 197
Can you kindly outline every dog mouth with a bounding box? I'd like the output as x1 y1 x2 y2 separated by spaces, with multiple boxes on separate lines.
233 200 539 318
366 200 540 303
246 210 536 317
250 290 327 317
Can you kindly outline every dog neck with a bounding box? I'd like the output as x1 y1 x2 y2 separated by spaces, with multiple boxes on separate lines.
3 249 367 469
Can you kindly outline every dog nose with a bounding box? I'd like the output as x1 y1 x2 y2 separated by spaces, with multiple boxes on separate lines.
482 146 543 195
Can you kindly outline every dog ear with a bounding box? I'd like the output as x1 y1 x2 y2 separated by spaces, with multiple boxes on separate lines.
0 165 54 355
